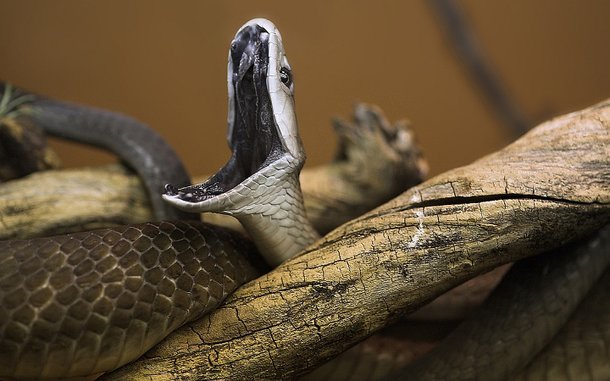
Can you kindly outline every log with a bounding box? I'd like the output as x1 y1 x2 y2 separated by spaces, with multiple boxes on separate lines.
0 165 153 240
101 101 609 379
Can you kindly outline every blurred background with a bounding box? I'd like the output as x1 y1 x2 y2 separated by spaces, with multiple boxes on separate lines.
1 0 608 177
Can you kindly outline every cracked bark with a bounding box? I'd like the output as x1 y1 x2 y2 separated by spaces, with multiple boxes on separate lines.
100 101 609 380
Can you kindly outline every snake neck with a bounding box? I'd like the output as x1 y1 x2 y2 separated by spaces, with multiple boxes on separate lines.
232 169 319 266
239 214 318 266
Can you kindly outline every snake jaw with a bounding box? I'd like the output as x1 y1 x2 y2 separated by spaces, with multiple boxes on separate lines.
163 18 304 216
162 153 302 214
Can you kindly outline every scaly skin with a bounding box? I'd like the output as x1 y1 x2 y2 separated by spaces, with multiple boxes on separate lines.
0 221 259 379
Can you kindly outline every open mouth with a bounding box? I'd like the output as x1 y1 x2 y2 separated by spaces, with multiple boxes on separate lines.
164 24 284 204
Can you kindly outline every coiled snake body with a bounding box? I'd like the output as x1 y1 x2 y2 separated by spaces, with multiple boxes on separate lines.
0 222 258 378
0 19 311 379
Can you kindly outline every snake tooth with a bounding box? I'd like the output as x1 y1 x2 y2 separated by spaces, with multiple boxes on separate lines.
0 221 259 379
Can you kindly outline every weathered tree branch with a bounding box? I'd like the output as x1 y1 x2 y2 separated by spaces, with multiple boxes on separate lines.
301 226 610 381
0 103 152 239
102 101 609 379
0 165 153 240
0 104 426 241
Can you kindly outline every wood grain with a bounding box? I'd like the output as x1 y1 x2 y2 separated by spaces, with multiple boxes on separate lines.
100 102 609 379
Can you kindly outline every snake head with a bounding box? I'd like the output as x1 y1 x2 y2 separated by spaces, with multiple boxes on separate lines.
163 18 305 216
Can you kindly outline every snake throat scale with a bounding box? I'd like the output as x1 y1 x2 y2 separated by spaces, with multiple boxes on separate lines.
0 18 317 379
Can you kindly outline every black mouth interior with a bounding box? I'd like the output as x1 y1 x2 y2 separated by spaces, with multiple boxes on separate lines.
165 25 284 203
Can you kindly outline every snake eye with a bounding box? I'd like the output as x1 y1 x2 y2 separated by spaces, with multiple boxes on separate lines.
280 67 292 88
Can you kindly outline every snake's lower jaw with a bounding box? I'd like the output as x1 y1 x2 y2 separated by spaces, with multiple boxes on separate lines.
162 154 302 216
162 186 229 214
162 154 317 265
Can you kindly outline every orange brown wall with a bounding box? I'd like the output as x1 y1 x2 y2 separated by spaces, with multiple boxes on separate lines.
1 1 608 177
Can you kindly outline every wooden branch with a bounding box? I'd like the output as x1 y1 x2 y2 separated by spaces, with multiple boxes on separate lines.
0 104 425 240
102 102 610 379
0 165 153 240
301 104 426 234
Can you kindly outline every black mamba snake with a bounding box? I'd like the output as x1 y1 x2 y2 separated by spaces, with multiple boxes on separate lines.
1 18 609 380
